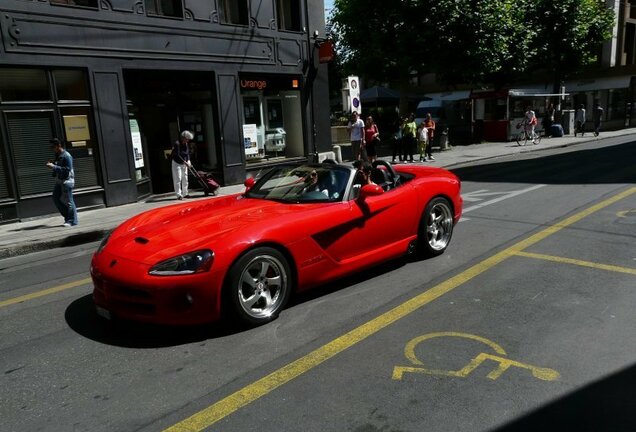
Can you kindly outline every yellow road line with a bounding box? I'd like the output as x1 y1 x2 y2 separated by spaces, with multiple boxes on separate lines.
514 251 636 275
0 277 92 308
165 186 636 432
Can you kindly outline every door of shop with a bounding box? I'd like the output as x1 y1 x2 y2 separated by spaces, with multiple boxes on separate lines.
123 70 220 197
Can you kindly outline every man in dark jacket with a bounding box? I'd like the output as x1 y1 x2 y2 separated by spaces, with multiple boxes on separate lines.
46 138 78 226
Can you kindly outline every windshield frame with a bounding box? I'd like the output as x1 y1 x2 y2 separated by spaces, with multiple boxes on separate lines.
245 164 355 204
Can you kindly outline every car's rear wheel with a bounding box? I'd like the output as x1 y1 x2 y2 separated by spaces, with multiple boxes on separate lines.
418 197 454 257
227 247 291 325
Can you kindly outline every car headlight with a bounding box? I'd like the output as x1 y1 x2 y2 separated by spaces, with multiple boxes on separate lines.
148 250 214 276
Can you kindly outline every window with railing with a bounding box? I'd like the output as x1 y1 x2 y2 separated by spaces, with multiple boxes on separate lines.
276 0 302 31
219 0 248 25
144 0 183 18
50 0 98 8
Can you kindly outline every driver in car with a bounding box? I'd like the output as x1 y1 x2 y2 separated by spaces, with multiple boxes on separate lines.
302 170 329 196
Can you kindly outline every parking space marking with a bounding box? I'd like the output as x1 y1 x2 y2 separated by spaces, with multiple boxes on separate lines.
0 277 92 308
617 209 636 218
463 184 546 213
514 251 636 276
161 186 636 432
392 332 559 381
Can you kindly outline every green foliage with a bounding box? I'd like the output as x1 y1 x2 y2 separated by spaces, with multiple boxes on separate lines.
330 0 615 91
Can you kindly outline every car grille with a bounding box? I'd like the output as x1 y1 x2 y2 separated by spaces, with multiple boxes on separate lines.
99 280 156 315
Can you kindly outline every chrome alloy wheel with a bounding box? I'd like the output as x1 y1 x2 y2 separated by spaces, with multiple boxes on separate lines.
237 254 288 320
426 201 454 251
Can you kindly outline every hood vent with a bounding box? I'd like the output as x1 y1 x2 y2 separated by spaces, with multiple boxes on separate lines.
134 237 149 244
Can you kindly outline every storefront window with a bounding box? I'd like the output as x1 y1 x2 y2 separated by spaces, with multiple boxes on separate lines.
0 69 50 102
50 0 98 7
6 111 57 197
54 70 89 101
0 145 10 200
1 68 100 199
240 75 304 163
608 88 627 121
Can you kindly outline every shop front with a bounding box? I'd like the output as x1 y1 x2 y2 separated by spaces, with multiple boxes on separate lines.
239 73 306 169
0 67 104 223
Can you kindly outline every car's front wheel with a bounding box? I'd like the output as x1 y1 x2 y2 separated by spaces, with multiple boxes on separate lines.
418 197 454 257
227 247 291 325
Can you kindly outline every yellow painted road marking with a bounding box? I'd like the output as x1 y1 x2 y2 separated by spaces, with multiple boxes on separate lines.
0 277 92 308
165 186 636 432
392 332 559 381
515 251 636 275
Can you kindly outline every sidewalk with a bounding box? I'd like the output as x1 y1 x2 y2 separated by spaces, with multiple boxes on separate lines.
1 128 634 259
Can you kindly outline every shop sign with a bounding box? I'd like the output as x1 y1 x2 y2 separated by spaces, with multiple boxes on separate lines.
63 115 90 142
243 124 259 157
129 119 145 169
318 40 335 64
240 74 302 92
348 76 361 113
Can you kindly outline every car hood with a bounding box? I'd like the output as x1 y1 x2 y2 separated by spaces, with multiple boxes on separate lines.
105 195 293 264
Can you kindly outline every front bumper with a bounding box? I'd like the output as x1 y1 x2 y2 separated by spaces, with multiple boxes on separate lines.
91 251 224 325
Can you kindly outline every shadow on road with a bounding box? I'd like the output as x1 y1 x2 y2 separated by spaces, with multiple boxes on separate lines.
65 295 240 348
452 141 636 185
493 363 636 431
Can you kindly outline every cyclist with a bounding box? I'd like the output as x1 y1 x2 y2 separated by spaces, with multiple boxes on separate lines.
517 106 537 144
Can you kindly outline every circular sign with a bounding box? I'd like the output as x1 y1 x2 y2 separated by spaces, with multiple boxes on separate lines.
352 97 360 108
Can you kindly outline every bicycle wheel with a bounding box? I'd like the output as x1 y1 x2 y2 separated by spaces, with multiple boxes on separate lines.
534 132 542 145
516 132 527 146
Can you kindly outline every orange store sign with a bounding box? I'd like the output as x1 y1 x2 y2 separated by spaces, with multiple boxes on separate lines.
240 80 267 90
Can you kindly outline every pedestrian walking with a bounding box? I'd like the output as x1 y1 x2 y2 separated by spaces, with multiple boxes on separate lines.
593 102 604 137
46 138 78 227
363 116 380 163
424 113 436 160
347 111 366 161
544 103 555 137
392 116 405 163
171 130 193 200
575 104 586 137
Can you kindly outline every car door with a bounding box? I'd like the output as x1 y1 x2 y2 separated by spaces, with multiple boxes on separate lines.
312 183 419 263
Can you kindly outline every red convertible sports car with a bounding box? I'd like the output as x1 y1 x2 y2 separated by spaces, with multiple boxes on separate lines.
91 160 462 326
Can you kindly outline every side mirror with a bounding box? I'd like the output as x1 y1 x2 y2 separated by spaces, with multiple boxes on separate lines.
357 184 384 200
244 177 256 192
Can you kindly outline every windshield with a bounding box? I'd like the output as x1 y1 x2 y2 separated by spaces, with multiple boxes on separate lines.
246 165 351 203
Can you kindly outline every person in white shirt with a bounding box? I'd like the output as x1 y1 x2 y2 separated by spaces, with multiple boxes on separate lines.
417 122 428 162
575 104 586 137
347 111 366 161
524 107 538 144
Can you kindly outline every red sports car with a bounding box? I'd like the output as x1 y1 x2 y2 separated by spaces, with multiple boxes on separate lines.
91 161 462 326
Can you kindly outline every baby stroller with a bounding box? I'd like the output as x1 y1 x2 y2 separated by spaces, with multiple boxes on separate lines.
187 164 220 196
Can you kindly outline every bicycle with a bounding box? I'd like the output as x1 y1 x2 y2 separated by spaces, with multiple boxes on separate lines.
515 122 542 146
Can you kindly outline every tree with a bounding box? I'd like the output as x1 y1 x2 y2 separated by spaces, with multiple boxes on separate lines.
427 0 534 88
528 0 615 94
330 0 429 113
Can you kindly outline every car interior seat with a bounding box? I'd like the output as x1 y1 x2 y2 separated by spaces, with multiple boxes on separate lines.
370 167 391 191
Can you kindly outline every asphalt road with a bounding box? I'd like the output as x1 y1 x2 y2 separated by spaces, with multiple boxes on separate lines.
1 136 635 432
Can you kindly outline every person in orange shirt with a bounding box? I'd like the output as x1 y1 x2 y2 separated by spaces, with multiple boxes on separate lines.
424 113 436 161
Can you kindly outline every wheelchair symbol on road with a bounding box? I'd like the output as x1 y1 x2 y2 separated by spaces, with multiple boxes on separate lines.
392 332 559 382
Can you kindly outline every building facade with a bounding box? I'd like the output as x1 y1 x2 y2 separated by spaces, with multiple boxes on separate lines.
0 0 331 222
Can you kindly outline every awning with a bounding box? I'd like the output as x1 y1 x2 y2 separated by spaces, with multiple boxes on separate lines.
565 75 632 92
423 90 471 101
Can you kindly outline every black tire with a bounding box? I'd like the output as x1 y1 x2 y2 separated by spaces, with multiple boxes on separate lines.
226 247 291 325
418 197 454 257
